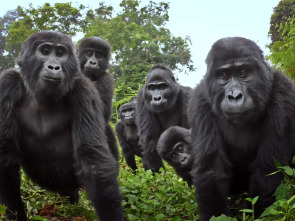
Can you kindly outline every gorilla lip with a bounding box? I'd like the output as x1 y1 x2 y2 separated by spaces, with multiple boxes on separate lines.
42 76 63 82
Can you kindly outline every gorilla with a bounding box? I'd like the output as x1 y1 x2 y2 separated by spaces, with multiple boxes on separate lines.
188 37 295 221
0 31 124 221
115 99 142 171
136 64 193 173
77 37 119 160
157 126 193 186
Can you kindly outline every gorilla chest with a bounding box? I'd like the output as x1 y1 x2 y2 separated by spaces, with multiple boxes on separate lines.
222 125 261 163
125 126 139 142
17 97 72 157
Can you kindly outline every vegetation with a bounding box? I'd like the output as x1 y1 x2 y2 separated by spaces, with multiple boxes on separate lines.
1 0 295 220
0 0 195 122
267 0 295 80
267 16 295 80
268 0 295 44
1 153 295 220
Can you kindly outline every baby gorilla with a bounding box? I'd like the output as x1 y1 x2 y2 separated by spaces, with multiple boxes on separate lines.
116 99 143 171
157 126 193 186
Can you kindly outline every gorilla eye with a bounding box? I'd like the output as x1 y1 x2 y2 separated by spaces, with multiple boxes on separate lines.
148 85 155 90
95 53 104 59
171 153 177 158
159 84 168 90
40 46 51 55
177 145 184 152
240 69 248 78
86 50 93 57
221 72 230 80
56 47 66 57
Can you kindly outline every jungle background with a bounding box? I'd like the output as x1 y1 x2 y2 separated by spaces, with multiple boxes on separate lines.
1 0 295 220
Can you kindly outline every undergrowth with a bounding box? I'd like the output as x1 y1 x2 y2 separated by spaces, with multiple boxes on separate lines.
1 155 295 221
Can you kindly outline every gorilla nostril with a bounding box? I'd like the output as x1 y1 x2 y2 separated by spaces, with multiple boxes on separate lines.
154 96 162 102
90 61 97 65
48 65 60 71
228 91 243 102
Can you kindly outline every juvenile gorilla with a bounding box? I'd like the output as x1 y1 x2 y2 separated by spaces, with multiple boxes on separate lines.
136 64 193 173
157 126 193 186
77 37 119 160
188 37 295 221
0 31 124 221
116 99 142 171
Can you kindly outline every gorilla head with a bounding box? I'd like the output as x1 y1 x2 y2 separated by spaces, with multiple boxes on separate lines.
144 64 179 113
17 31 79 101
119 102 136 126
158 126 192 169
77 37 111 79
204 37 272 125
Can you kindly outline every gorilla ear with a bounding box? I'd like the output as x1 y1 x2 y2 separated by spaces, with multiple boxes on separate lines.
171 76 176 82
16 44 28 68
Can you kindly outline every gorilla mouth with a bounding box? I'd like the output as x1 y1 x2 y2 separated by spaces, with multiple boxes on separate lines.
42 76 63 82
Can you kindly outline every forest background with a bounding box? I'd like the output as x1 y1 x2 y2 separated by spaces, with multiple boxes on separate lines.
1 0 295 220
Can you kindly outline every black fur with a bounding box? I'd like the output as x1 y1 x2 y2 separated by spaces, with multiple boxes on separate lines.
188 37 295 221
77 37 119 161
0 31 124 221
115 101 142 170
136 64 193 173
157 126 193 186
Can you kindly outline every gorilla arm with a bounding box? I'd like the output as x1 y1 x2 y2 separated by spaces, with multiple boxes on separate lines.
70 76 124 221
115 121 137 170
136 88 164 173
188 83 231 220
0 69 27 220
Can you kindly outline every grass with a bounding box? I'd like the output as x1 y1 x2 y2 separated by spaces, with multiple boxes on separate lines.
1 154 295 220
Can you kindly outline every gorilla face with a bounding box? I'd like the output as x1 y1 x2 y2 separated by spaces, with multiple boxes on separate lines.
78 37 110 79
119 103 136 126
17 31 79 101
215 62 257 124
168 141 192 168
205 37 272 125
145 68 179 113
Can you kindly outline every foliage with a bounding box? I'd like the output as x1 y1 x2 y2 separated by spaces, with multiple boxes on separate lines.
0 9 19 71
258 157 295 220
83 0 195 94
119 164 198 220
268 0 295 44
211 157 295 221
0 204 6 220
3 150 295 221
10 158 198 220
0 3 86 72
112 82 140 122
267 17 295 80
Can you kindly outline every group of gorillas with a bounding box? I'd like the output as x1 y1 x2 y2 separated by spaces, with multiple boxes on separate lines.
0 31 295 221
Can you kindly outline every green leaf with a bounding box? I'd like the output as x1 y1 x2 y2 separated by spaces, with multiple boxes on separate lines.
240 209 253 213
252 196 259 205
275 183 287 201
280 166 294 176
0 204 7 215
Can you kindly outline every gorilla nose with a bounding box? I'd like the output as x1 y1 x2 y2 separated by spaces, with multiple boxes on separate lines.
48 64 61 71
90 60 97 65
154 96 162 102
227 90 243 104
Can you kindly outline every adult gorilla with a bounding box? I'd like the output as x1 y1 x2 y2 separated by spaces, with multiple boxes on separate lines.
77 37 119 160
188 37 295 221
157 126 193 186
0 31 124 221
136 64 192 173
116 99 142 171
